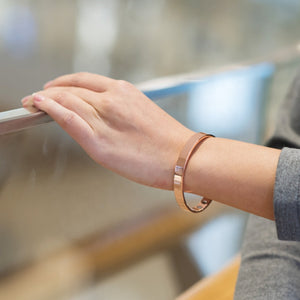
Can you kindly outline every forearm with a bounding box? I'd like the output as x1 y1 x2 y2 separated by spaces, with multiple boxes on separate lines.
184 137 280 220
21 73 281 220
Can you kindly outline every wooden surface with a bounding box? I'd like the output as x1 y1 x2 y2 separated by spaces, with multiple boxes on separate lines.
176 255 241 300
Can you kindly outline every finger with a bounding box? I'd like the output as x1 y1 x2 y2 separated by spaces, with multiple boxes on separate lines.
22 86 106 131
44 72 114 92
22 89 97 120
35 88 100 122
23 86 100 109
43 86 102 108
22 96 39 113
32 94 95 147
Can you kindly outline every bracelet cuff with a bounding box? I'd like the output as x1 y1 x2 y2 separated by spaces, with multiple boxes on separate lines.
174 132 214 213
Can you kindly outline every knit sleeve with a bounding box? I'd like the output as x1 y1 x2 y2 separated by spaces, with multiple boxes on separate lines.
274 147 300 241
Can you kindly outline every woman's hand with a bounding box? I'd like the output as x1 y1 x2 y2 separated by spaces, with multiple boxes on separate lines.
22 72 281 220
22 72 193 190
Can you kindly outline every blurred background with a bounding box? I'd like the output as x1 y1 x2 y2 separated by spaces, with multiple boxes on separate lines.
0 0 300 299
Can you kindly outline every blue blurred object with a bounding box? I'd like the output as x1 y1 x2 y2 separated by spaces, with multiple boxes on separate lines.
187 63 275 142
144 63 275 143
187 213 246 277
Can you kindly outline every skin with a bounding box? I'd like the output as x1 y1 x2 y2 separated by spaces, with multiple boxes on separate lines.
22 72 281 220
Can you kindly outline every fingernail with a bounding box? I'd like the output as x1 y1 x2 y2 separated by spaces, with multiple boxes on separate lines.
44 80 53 88
33 94 46 102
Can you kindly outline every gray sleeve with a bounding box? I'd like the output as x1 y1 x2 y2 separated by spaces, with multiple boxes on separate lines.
234 214 300 300
234 70 300 299
274 147 300 241
264 69 300 240
234 150 300 299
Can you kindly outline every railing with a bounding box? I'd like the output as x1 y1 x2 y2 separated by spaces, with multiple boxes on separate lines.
0 44 299 136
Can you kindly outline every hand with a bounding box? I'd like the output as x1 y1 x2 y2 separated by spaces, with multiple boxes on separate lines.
22 72 193 190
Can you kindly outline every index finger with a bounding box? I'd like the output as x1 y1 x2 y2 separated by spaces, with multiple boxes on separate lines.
44 72 115 93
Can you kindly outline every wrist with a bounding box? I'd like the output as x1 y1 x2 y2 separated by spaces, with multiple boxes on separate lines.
183 136 218 196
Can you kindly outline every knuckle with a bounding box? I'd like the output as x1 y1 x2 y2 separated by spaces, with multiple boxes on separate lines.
54 91 69 103
115 79 133 91
71 72 89 85
62 111 76 126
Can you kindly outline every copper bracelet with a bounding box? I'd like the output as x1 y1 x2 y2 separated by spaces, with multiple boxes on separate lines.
174 132 214 213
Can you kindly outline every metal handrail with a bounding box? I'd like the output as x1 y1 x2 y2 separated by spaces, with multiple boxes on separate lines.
0 44 299 136
0 108 52 135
